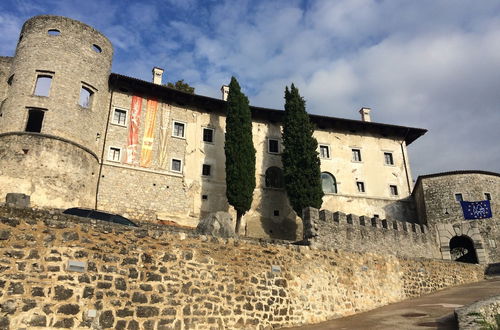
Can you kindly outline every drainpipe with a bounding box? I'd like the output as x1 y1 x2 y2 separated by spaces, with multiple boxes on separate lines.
95 89 114 210
400 128 412 195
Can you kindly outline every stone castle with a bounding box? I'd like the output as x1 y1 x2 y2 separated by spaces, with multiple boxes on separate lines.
0 15 498 265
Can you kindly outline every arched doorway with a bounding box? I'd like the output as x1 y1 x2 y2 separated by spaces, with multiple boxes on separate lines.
449 235 478 264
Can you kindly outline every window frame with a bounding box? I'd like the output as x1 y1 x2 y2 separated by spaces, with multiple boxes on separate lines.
356 181 366 193
384 152 394 166
265 166 284 189
172 121 186 139
111 107 128 127
455 193 463 202
267 138 280 154
33 72 54 97
319 144 331 159
389 185 398 196
25 107 47 133
107 146 122 163
170 158 183 173
352 148 362 162
321 172 338 194
202 164 212 177
79 83 96 109
202 127 214 143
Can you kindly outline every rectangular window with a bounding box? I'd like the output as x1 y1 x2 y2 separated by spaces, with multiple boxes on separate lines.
25 108 45 133
268 139 279 153
34 75 52 97
202 164 211 176
171 158 182 173
390 185 398 196
356 181 365 193
112 108 127 126
319 145 330 159
384 152 394 165
79 85 94 108
202 127 214 143
108 147 121 162
173 121 185 138
352 149 362 162
455 193 463 202
485 193 492 201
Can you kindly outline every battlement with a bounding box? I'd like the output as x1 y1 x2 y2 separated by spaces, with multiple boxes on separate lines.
302 207 440 259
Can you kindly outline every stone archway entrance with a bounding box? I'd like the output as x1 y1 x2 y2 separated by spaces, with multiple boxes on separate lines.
435 222 487 264
449 235 478 264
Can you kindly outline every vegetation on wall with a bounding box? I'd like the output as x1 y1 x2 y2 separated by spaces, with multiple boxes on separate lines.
166 79 195 94
224 77 256 234
282 84 323 216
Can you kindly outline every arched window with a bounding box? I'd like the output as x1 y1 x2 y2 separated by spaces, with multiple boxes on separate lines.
265 167 284 188
321 172 337 194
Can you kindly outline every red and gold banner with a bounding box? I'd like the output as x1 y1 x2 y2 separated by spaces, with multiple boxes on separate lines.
140 99 158 167
126 95 143 164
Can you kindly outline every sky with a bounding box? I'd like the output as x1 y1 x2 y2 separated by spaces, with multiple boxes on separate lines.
1 0 499 178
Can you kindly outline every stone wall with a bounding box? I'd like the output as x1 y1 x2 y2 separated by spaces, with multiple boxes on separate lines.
302 207 441 259
0 205 484 329
455 295 500 329
413 171 500 263
0 133 99 209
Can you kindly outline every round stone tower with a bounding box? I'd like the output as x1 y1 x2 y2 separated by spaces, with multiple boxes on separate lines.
0 15 113 209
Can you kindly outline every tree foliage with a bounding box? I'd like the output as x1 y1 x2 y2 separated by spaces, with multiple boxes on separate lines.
282 84 323 216
224 77 256 233
166 79 195 94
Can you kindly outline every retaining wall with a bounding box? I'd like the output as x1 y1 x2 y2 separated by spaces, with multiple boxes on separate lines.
0 205 484 329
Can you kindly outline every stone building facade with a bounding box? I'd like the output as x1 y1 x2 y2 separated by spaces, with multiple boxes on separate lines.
0 15 428 241
413 171 500 264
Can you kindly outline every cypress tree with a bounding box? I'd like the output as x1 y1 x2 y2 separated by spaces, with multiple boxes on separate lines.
224 77 256 234
282 84 324 216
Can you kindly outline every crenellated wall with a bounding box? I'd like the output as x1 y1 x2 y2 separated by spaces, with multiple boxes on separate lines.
0 205 483 329
301 207 441 259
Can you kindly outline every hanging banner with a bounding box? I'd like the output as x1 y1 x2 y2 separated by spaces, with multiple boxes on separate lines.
126 95 143 164
140 99 158 167
158 103 171 169
460 200 492 220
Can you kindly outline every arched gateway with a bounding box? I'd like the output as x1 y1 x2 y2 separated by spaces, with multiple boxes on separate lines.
436 222 487 264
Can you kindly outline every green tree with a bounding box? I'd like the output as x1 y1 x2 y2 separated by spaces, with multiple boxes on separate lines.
282 84 323 216
224 77 256 234
166 79 195 94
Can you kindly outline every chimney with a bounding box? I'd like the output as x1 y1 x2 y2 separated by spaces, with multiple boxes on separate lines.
221 85 229 101
359 107 371 122
152 67 164 85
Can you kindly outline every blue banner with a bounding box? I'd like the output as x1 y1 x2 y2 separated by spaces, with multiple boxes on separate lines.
460 200 492 220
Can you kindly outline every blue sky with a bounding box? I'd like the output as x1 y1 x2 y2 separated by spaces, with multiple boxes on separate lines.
1 0 500 177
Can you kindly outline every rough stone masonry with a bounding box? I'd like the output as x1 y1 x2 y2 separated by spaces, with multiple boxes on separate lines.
0 205 484 329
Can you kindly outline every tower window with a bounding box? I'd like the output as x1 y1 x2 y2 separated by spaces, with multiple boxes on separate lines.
265 167 284 188
34 75 52 97
25 108 45 133
455 193 463 202
79 86 94 108
92 44 102 53
47 29 61 36
321 172 337 194
485 193 492 201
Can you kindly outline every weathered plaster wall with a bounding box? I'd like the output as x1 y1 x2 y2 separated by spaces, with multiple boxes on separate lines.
0 56 13 103
302 207 440 259
99 90 416 241
0 206 484 329
0 133 98 209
